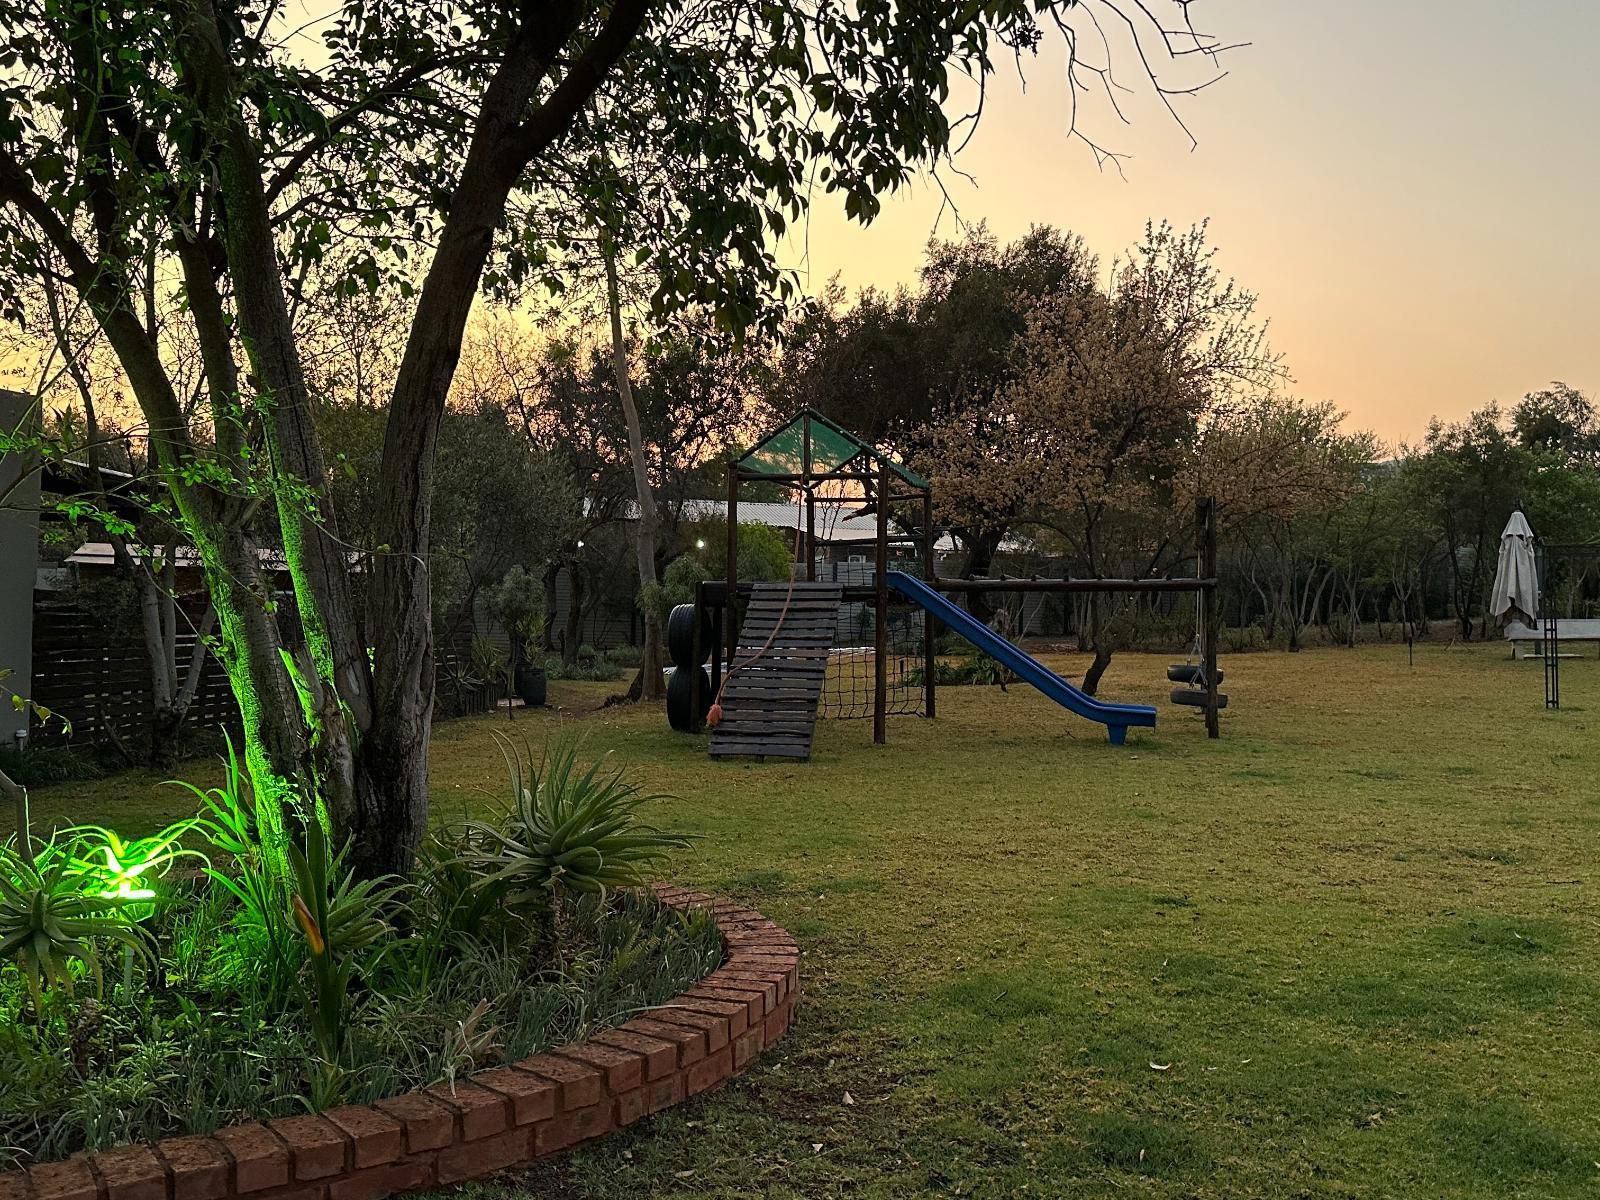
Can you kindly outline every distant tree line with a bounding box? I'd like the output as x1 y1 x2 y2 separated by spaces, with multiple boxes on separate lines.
773 224 1600 681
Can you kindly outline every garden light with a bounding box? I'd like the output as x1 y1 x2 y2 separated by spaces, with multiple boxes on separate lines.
95 843 159 902
66 824 203 907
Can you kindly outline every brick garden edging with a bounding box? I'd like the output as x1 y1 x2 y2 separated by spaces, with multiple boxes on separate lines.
0 887 799 1200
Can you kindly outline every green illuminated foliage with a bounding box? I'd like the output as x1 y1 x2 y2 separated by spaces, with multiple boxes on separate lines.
0 839 152 1015
0 747 707 1163
62 824 204 904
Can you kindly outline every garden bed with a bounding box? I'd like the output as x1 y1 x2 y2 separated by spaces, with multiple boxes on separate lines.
0 888 799 1200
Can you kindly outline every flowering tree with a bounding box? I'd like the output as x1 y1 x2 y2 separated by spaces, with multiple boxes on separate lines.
919 223 1279 685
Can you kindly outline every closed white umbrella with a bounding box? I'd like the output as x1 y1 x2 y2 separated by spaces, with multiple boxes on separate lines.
1489 510 1539 626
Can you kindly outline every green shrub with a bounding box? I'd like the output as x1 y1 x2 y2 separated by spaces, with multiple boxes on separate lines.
542 657 625 682
1326 611 1357 646
461 739 695 942
0 746 106 787
680 517 792 583
605 643 643 668
648 521 794 624
901 655 1009 688
485 566 546 653
1221 624 1269 653
0 837 154 1015
933 631 977 656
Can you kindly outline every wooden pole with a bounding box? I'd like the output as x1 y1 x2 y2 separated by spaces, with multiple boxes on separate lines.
922 489 936 720
690 579 705 733
802 413 816 581
726 469 739 663
874 460 889 745
1199 497 1220 739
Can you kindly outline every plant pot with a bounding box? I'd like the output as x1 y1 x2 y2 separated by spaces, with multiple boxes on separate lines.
514 662 547 707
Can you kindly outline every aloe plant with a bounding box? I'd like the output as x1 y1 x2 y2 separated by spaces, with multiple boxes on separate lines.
462 739 694 921
0 839 151 1015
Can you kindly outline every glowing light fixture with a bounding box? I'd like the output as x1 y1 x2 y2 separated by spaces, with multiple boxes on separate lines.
96 843 159 901
66 824 202 907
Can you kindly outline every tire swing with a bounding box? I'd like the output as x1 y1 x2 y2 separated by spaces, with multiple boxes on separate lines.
1168 592 1228 711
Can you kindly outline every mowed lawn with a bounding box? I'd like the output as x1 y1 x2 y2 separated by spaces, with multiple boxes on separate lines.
21 644 1600 1198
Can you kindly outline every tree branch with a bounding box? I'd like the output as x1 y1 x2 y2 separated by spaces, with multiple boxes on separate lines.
497 0 655 172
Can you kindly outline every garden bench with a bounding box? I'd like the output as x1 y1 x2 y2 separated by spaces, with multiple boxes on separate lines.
1503 619 1600 659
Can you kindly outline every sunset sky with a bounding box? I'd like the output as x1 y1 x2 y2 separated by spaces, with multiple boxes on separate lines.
783 1 1599 448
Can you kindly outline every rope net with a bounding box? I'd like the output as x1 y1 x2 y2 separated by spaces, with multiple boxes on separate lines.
817 559 927 721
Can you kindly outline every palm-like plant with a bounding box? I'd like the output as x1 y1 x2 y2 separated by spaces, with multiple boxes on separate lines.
463 739 694 916
285 819 398 1069
0 839 151 1015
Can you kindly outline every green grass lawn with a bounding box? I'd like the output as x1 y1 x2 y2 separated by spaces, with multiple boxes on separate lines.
15 644 1600 1198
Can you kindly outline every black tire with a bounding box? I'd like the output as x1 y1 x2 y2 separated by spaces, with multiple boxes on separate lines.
1170 687 1228 710
667 666 713 732
668 604 713 670
1168 663 1224 685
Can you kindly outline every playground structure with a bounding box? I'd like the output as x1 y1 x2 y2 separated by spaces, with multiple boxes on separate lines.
665 409 1223 757
1530 539 1600 710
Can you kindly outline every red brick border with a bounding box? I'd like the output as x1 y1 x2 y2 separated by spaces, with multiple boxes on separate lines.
0 888 798 1200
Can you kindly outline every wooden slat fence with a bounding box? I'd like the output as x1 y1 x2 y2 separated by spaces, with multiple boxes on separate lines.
28 599 237 748
29 599 493 749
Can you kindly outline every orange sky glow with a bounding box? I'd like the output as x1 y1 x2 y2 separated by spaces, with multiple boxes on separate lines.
780 0 1599 448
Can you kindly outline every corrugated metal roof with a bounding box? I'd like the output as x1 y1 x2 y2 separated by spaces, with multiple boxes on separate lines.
67 542 291 570
668 498 961 552
679 498 879 542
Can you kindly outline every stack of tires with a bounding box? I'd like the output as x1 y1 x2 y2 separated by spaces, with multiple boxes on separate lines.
666 604 715 732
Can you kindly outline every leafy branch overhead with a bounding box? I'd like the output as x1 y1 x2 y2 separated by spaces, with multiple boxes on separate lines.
0 0 1239 878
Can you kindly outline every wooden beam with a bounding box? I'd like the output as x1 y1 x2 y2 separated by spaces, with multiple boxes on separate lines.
922 489 936 721
874 458 889 746
1199 496 1220 739
725 469 739 664
925 577 1218 594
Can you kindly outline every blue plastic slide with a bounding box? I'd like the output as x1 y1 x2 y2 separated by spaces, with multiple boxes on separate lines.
887 572 1157 745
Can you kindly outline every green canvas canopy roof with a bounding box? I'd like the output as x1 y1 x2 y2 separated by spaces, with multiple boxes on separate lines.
735 408 929 489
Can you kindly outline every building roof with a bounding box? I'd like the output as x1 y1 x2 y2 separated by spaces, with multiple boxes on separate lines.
674 498 961 552
67 542 291 572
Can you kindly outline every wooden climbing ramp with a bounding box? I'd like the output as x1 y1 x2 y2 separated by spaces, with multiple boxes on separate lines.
709 582 842 761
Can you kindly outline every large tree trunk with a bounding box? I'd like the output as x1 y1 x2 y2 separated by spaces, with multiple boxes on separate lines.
956 526 1006 624
563 564 586 664
172 0 381 863
604 241 664 702
541 561 560 652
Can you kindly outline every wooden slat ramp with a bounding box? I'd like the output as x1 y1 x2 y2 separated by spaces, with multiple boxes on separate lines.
709 582 842 761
